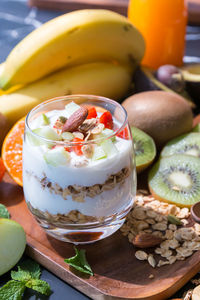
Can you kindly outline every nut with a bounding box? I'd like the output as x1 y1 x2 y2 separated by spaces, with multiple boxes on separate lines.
79 118 97 132
72 131 84 139
148 254 156 268
132 233 163 248
62 107 88 132
135 250 148 260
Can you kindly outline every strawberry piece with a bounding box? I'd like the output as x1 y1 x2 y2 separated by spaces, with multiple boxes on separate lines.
72 137 83 156
117 127 129 140
87 107 97 119
0 158 5 181
99 111 113 129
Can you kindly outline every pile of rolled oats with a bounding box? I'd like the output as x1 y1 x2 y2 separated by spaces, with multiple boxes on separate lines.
120 190 200 269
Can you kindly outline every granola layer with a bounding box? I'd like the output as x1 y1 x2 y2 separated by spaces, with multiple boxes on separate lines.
26 167 130 203
27 201 101 225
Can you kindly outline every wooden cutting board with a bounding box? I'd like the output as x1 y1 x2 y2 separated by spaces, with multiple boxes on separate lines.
28 0 200 25
1 172 200 300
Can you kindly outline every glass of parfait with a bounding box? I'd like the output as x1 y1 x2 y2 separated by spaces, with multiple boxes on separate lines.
23 95 136 244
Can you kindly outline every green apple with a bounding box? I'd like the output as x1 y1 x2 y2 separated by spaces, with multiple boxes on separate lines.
0 218 26 276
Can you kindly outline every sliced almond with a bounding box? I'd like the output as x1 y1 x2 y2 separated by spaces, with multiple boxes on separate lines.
73 131 84 139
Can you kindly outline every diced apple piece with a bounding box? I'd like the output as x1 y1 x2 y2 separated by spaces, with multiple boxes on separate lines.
28 127 62 146
0 219 26 276
34 127 62 141
101 139 118 157
92 146 107 160
61 131 74 141
41 113 50 125
101 129 116 142
65 102 80 118
44 147 70 166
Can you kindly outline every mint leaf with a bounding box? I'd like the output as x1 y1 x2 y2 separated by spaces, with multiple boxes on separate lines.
25 279 51 296
2 259 51 298
64 247 93 276
0 280 25 300
11 259 41 281
0 204 10 219
11 268 31 282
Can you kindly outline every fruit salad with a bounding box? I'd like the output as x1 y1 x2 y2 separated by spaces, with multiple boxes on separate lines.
23 96 135 243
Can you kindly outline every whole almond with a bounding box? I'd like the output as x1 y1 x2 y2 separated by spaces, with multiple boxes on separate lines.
62 107 88 133
133 233 163 248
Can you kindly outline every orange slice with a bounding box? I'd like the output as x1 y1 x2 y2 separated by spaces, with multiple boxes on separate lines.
0 158 5 181
2 117 25 186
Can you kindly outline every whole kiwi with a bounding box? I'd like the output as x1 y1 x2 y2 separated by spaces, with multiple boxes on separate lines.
122 91 193 148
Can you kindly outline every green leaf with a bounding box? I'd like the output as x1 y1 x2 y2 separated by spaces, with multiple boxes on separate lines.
64 247 93 276
25 279 51 296
0 280 25 300
11 268 31 282
0 204 10 219
17 259 41 280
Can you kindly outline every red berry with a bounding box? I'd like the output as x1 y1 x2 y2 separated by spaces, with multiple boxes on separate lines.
99 111 113 129
87 107 97 119
117 127 129 140
72 137 83 156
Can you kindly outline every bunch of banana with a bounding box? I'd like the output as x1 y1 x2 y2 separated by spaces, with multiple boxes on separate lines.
0 9 145 144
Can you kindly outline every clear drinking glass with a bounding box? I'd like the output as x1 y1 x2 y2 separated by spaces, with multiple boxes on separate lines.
23 95 136 244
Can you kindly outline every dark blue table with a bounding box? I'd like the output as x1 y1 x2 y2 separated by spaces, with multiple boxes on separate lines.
1 1 200 299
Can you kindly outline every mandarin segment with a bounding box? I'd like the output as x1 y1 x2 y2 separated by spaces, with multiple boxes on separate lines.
2 117 25 186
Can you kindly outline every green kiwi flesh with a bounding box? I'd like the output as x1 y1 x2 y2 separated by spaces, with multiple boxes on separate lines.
131 126 156 172
192 124 200 133
148 154 200 206
161 132 200 158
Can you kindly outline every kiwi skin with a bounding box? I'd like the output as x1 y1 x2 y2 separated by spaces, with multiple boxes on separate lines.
122 91 193 148
131 126 156 173
148 154 200 207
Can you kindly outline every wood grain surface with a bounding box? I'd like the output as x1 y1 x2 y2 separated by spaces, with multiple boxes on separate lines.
28 0 200 25
1 171 200 300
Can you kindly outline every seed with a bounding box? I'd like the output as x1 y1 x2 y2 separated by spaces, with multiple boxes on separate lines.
135 250 148 261
148 254 156 268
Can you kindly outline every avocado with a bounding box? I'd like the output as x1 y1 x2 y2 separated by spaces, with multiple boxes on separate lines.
133 66 195 108
181 64 200 102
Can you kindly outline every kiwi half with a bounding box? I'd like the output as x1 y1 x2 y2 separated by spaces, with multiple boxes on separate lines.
131 126 156 173
148 154 200 207
161 132 200 158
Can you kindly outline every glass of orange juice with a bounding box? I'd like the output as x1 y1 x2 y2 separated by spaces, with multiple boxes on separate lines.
128 0 188 69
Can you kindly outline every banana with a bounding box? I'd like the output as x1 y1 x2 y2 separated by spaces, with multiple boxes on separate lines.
0 62 132 137
0 63 22 95
0 9 145 89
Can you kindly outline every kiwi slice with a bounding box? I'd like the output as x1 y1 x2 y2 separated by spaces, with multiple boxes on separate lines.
148 154 200 207
131 126 156 173
161 132 200 158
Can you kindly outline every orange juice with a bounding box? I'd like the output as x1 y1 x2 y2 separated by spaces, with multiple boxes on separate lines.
128 0 187 69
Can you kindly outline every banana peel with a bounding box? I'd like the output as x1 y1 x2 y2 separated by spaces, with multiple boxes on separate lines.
0 61 132 145
0 9 145 89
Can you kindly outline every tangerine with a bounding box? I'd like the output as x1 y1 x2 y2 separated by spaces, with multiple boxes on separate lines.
2 117 25 186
